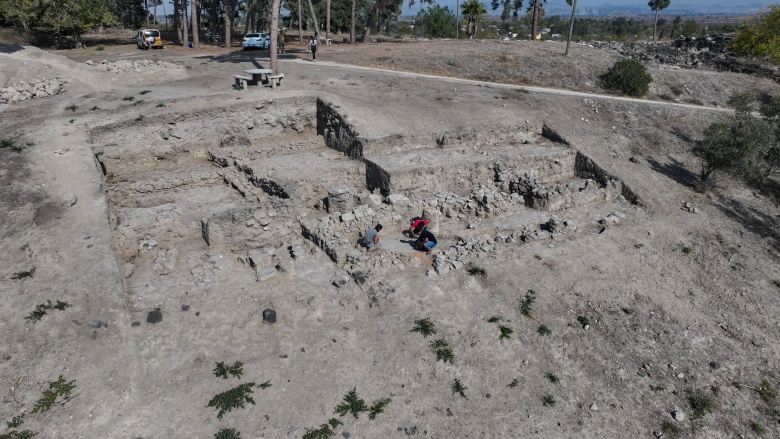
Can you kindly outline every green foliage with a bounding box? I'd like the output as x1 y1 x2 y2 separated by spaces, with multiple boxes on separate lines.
750 421 767 436
411 317 437 337
758 380 778 403
302 424 334 439
516 88 530 94
461 0 487 38
498 325 513 340
139 90 151 95
31 375 76 414
123 96 135 101
467 266 487 278
156 103 166 108
0 431 38 439
681 19 698 36
688 392 716 420
11 270 34 279
6 414 25 429
732 381 743 390
431 339 454 363
487 316 502 323
368 398 391 420
520 290 536 317
0 138 25 153
733 6 780 64
507 379 518 388
258 380 272 389
95 45 104 51
89 106 100 111
542 394 556 406
68 119 75 124
213 361 244 379
214 428 241 439
545 372 559 385
0 0 117 41
680 245 693 255
65 105 77 112
25 300 71 323
451 379 467 398
334 388 368 419
206 383 256 419
415 5 457 38
577 316 589 327
600 59 653 97
537 325 552 336
327 418 342 428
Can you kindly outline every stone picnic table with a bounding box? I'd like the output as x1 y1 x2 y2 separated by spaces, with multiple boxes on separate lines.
244 68 273 84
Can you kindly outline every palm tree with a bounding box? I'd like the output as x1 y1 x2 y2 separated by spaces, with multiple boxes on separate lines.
649 0 671 41
461 0 486 39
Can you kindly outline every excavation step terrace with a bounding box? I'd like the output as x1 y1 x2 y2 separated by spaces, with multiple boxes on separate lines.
364 143 576 198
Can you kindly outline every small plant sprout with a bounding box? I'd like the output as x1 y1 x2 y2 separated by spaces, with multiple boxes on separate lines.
68 119 75 124
1 138 26 153
139 90 152 95
545 372 560 385
452 379 467 398
661 421 680 434
31 375 76 413
123 95 135 101
368 398 391 420
0 430 37 439
515 88 529 94
214 428 241 439
507 379 519 388
25 300 71 323
135 115 144 122
90 106 100 111
302 424 335 439
520 290 536 318
206 383 256 419
732 381 743 390
750 421 766 436
410 318 436 337
65 105 77 112
534 254 542 260
257 380 271 389
334 388 368 419
498 325 513 341
487 316 502 323
6 413 25 428
680 245 693 254
757 380 777 403
156 103 166 108
328 418 342 428
467 266 487 277
95 45 105 51
688 391 716 420
11 269 34 279
431 339 454 363
542 394 556 406
577 316 590 328
537 325 552 336
634 243 644 249
213 361 244 379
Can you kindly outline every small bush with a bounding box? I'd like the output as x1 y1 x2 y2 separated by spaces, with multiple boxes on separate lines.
507 379 519 388
122 96 135 101
487 316 502 323
410 318 436 337
6 413 25 429
26 300 71 323
520 290 536 317
600 59 653 97
156 103 166 108
89 106 100 111
368 398 391 420
206 383 256 419
537 325 552 336
139 90 151 95
0 430 38 439
0 139 25 153
135 115 144 122
213 361 244 379
688 392 716 420
334 388 367 418
545 372 559 385
302 424 334 439
542 394 556 406
498 325 513 340
577 316 589 327
681 245 693 254
214 428 241 439
467 266 487 278
750 421 766 436
31 375 76 413
95 45 104 51
65 105 77 112
431 339 454 363
452 379 467 398
11 270 34 279
758 380 778 403
661 421 681 434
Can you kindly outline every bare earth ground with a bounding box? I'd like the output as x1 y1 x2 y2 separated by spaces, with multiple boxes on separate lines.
1 33 779 439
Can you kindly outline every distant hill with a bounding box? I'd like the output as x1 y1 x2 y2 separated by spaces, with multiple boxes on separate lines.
543 2 769 16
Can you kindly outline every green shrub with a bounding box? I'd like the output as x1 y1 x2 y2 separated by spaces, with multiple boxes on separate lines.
214 428 241 439
213 361 243 379
368 398 391 420
0 430 38 439
451 379 467 398
410 318 436 337
600 59 653 97
431 339 454 363
206 383 256 419
334 388 367 418
31 375 76 413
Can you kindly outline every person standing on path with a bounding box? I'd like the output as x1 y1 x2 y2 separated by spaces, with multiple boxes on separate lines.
309 34 318 62
278 29 286 54
363 224 382 251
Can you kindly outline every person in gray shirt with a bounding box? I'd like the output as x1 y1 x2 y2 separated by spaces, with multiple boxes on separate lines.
363 224 383 251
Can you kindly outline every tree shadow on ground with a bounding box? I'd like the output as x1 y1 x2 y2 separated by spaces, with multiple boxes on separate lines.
714 194 780 252
0 43 27 54
647 156 699 189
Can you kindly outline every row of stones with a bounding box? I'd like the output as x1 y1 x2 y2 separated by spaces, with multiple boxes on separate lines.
0 77 68 104
85 59 183 73
121 169 223 193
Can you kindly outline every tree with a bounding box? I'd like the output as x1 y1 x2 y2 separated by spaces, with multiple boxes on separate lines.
461 0 486 39
270 0 281 73
680 19 696 36
694 92 774 187
600 59 652 97
648 0 670 41
191 0 199 47
415 5 456 38
1 0 117 44
733 5 780 64
224 0 232 48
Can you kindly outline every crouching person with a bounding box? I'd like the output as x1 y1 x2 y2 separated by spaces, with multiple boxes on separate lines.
363 224 383 251
414 226 437 254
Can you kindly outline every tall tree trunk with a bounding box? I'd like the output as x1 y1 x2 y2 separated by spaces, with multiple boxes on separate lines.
145 0 150 27
652 8 659 41
297 0 303 42
225 0 232 48
173 0 181 43
162 0 168 30
326 0 331 41
191 0 199 47
182 0 189 46
153 0 158 25
306 0 321 39
244 0 252 32
270 0 281 73
210 0 218 34
531 0 539 41
350 0 355 43
565 0 577 56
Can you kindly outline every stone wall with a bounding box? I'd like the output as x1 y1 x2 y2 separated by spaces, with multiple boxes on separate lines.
317 98 364 160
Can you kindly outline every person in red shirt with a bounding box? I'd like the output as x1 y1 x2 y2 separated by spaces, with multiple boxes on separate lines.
409 218 429 237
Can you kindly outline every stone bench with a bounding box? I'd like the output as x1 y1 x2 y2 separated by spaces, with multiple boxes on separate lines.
234 75 253 90
268 73 284 89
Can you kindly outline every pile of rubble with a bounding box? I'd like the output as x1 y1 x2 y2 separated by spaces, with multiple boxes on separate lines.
0 77 68 104
86 59 185 73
